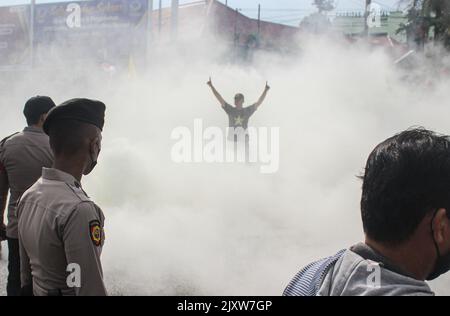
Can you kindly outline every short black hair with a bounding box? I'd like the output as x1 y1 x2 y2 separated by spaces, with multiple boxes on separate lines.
25 115 41 126
48 120 98 156
235 93 244 101
23 96 56 126
361 128 450 244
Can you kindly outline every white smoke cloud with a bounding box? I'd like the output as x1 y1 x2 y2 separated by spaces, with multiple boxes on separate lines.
1 30 450 296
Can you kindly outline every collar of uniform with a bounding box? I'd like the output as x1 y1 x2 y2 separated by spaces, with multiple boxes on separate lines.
23 126 45 134
42 168 82 189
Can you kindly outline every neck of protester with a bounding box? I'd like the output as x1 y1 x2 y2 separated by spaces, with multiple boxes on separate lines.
53 155 85 182
364 219 436 281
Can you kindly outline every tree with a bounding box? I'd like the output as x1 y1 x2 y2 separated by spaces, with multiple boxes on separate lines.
299 0 334 33
426 0 450 46
398 0 450 49
313 0 335 13
299 12 332 33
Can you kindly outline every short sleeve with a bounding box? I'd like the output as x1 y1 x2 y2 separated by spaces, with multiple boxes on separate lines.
19 233 32 291
222 103 234 115
62 202 107 296
0 146 9 216
245 104 257 117
0 145 5 172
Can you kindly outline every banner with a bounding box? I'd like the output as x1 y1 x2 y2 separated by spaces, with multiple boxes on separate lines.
0 5 30 68
33 0 148 67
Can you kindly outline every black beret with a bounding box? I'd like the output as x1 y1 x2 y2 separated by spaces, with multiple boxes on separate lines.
43 98 106 135
23 96 56 119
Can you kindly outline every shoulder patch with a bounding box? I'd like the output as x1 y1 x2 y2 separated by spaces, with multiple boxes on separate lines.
89 220 102 247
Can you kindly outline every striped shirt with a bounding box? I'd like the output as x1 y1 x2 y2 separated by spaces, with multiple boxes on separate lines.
283 250 346 296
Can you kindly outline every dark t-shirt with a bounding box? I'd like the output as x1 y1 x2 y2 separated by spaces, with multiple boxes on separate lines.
222 103 257 130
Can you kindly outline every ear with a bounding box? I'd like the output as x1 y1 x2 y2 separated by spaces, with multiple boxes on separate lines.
432 208 450 248
88 136 99 153
39 113 47 124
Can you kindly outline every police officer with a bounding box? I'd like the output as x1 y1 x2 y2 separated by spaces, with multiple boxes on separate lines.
17 99 107 296
0 96 55 296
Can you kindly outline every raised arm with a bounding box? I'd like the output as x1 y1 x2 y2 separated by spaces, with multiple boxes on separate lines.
254 81 270 109
207 77 227 107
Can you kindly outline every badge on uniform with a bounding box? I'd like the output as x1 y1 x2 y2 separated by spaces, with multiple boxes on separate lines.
89 220 102 247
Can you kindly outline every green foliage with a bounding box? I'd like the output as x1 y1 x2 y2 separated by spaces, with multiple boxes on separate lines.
313 0 335 13
300 12 332 33
400 0 450 48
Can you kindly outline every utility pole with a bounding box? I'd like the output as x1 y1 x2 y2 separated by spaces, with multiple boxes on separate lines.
146 0 153 65
30 0 35 69
158 0 162 36
363 0 371 37
234 8 239 48
171 0 179 41
257 4 261 37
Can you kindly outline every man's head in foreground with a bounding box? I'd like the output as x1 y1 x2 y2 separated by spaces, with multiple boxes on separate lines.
234 93 245 108
23 96 56 128
361 128 450 280
43 98 105 181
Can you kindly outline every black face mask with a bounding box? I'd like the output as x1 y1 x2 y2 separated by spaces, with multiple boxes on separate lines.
427 209 450 280
83 142 100 176
83 159 97 176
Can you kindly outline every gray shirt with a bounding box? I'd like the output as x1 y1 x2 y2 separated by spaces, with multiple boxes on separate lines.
222 103 257 130
17 168 107 296
0 127 53 239
317 243 434 296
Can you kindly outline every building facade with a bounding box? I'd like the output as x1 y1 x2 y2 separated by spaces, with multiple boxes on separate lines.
332 11 408 43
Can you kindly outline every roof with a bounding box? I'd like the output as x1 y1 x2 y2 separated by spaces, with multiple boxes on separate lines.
149 0 299 48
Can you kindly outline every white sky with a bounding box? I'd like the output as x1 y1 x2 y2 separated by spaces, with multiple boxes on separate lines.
0 0 403 24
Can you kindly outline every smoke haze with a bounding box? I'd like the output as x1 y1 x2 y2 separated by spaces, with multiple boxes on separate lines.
1 31 450 295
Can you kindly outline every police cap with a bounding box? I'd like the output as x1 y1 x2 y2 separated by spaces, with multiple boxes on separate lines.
43 98 106 135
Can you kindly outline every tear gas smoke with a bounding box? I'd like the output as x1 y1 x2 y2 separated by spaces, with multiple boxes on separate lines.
1 31 450 295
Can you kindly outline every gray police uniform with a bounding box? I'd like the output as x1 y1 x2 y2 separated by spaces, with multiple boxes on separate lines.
0 127 53 239
17 168 107 296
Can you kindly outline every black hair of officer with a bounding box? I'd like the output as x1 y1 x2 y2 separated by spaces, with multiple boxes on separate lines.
23 96 56 126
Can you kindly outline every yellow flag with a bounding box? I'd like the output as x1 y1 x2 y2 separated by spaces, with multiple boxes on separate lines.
128 55 137 79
